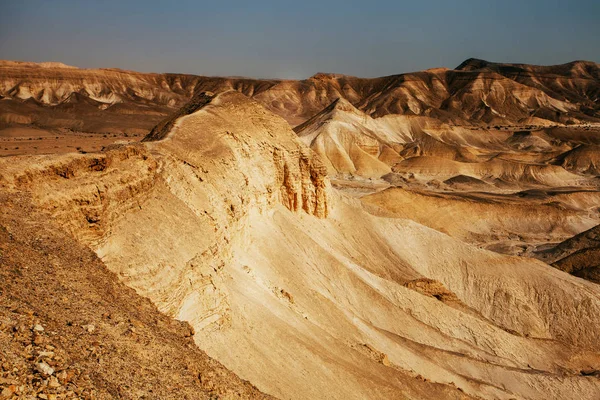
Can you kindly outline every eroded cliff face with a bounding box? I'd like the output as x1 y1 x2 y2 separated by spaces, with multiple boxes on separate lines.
0 145 159 244
0 61 196 106
273 147 329 218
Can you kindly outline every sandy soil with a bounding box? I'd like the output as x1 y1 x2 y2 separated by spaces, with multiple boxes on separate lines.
0 126 143 156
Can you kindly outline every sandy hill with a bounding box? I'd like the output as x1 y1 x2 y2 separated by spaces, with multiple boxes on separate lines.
3 90 600 399
293 97 489 178
293 97 396 177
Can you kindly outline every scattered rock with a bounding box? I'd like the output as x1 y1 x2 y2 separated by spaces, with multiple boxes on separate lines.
36 362 54 376
48 376 60 388
381 354 391 367
1 387 16 397
38 351 54 359
278 289 295 304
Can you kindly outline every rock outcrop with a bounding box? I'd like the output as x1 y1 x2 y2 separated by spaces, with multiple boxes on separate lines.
0 90 330 335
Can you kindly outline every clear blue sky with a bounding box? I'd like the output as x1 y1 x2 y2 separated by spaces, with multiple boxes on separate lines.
1 0 598 79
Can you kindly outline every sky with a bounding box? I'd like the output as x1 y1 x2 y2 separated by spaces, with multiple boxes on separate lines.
0 0 598 79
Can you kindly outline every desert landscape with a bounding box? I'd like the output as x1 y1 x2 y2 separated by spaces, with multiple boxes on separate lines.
1 55 600 399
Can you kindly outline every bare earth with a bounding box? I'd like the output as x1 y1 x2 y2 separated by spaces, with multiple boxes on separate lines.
2 59 600 399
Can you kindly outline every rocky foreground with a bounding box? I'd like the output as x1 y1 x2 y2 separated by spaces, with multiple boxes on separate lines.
0 191 271 399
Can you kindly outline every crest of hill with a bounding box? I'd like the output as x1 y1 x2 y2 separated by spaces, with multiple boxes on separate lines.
294 97 365 134
310 72 355 80
294 97 396 177
0 60 78 69
455 58 600 76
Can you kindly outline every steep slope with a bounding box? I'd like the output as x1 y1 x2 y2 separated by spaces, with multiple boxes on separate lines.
535 224 600 283
0 191 271 399
3 90 600 399
455 58 600 122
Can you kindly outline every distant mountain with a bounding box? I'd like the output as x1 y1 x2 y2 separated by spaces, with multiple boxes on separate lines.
1 58 599 135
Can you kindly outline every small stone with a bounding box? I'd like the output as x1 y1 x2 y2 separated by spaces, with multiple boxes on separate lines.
48 376 60 388
56 371 67 383
36 362 54 376
33 324 44 332
381 354 391 367
82 324 95 333
38 351 55 359
33 334 47 345
185 325 195 337
56 370 74 385
1 387 15 397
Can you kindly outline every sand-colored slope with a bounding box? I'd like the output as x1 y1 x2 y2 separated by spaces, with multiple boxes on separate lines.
294 98 395 177
210 193 600 399
361 187 597 254
392 155 587 187
3 91 600 399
